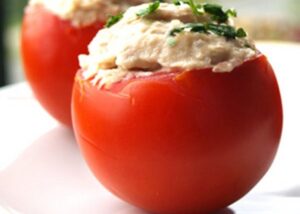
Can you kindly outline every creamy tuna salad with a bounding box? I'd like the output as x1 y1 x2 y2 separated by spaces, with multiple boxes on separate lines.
79 1 259 87
28 0 152 27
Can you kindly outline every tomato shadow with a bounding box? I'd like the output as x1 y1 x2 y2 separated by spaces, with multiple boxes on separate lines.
274 186 300 198
214 208 235 214
0 126 138 214
115 207 235 214
0 126 236 214
0 126 78 213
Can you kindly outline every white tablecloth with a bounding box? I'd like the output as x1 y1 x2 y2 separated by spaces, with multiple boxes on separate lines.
0 42 300 214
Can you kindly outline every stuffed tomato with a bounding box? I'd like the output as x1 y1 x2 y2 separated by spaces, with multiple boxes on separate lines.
21 0 150 126
72 2 283 213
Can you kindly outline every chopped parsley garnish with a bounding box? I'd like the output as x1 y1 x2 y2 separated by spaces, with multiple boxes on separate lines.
104 0 248 40
105 14 123 28
169 23 247 39
173 1 237 23
187 23 206 33
244 43 252 48
203 3 228 22
167 37 177 47
172 0 181 6
173 0 202 15
207 23 237 39
226 8 237 18
186 0 203 16
169 28 184 37
136 1 160 17
236 28 247 37
168 0 247 39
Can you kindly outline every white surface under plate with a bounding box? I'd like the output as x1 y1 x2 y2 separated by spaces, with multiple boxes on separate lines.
0 42 300 214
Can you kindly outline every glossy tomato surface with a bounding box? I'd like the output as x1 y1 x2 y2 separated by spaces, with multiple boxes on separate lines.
21 5 104 126
72 55 282 214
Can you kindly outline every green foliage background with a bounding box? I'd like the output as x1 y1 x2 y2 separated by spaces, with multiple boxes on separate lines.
5 0 27 25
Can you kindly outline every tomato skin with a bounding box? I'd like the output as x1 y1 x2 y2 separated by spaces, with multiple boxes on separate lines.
21 5 104 126
72 55 282 213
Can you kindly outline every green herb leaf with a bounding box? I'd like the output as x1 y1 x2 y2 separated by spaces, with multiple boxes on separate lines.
226 8 237 17
186 23 206 33
206 23 236 39
173 0 189 5
105 14 123 28
169 23 207 36
136 1 160 17
203 3 228 22
173 1 238 24
169 23 248 39
167 37 177 46
186 0 202 16
244 43 252 48
173 0 203 15
169 27 184 36
172 0 181 5
236 28 247 37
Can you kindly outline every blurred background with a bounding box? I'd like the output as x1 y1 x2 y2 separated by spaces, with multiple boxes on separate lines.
0 0 299 87
0 0 27 87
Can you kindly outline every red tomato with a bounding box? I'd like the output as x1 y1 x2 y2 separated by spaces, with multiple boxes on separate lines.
21 5 104 126
72 55 282 214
